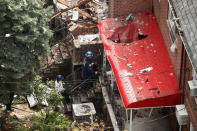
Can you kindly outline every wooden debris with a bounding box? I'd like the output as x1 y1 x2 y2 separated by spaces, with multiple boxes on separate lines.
76 8 91 18
58 0 91 19
51 0 93 20
57 0 70 6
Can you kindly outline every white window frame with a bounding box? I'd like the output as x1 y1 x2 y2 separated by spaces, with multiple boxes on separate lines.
193 68 197 80
167 5 178 52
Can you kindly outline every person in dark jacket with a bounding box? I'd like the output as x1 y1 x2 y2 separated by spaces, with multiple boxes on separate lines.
6 91 14 111
82 51 98 89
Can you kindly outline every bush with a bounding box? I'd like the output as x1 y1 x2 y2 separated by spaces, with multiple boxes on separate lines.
26 112 71 131
0 115 28 131
46 90 63 110
31 75 47 103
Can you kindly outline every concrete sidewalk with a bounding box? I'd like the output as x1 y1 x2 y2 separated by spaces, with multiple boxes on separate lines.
126 108 172 131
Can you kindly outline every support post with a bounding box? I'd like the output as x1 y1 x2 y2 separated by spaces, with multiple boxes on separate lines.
103 49 107 74
149 108 153 118
110 70 115 90
101 86 120 131
179 125 182 131
129 109 133 131
190 123 194 131
126 109 129 122
90 112 93 131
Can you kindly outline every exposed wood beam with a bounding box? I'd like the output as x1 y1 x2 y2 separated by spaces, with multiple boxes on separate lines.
51 0 93 20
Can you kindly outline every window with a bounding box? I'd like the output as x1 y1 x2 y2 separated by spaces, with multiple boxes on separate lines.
167 5 178 52
193 68 197 80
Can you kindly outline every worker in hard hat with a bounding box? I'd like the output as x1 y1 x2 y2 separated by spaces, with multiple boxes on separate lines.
82 51 98 90
55 75 70 104
55 75 64 93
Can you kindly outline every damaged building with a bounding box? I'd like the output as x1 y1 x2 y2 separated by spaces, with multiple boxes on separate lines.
41 0 197 130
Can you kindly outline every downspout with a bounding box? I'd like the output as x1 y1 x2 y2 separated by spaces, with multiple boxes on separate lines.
179 41 185 89
179 43 185 104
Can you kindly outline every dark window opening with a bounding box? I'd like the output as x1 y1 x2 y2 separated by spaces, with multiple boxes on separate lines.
138 29 148 40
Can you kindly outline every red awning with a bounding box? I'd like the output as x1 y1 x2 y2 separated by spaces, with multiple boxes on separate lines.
98 11 182 108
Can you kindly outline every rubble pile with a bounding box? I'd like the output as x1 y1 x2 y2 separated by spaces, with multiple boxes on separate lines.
44 0 107 72
42 0 107 74
52 0 108 37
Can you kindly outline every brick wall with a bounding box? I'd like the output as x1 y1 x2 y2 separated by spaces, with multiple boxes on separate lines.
152 1 196 130
153 0 182 79
180 47 196 131
108 0 152 17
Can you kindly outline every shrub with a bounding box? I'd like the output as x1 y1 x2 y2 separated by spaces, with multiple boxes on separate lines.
26 112 71 131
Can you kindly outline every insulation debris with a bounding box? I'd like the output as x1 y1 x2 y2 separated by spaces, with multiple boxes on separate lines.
140 67 153 73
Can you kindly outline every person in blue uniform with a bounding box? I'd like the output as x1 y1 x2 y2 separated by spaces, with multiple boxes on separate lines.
82 51 98 89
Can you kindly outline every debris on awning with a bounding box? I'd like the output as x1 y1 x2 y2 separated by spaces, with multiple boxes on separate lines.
140 67 153 73
98 11 182 108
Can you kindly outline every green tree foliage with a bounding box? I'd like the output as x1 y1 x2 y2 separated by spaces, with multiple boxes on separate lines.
0 111 71 131
0 0 53 103
26 112 71 131
30 75 63 110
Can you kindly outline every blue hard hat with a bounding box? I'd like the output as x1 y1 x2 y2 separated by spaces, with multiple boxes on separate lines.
85 51 93 57
56 75 64 81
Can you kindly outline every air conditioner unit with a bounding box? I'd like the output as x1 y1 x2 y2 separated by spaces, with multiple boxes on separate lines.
188 80 197 96
72 102 96 123
176 104 188 125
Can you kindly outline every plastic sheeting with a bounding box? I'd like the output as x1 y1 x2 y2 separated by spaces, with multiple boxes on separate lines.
98 11 182 108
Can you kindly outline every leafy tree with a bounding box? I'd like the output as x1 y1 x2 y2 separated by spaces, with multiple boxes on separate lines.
26 112 71 131
0 0 53 103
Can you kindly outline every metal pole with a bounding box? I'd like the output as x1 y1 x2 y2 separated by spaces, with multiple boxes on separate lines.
149 108 153 118
111 70 114 91
126 109 129 122
179 125 182 131
103 49 107 74
90 112 93 131
129 109 133 131
190 123 194 131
